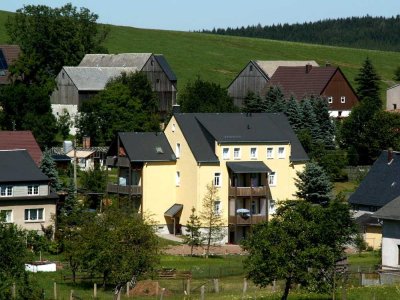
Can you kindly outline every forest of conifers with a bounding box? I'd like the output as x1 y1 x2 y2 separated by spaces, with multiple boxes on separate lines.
201 16 400 52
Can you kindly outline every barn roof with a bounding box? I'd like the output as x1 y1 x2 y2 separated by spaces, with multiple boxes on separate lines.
63 66 138 91
374 196 400 221
0 131 42 166
265 65 337 99
78 53 152 69
254 60 319 78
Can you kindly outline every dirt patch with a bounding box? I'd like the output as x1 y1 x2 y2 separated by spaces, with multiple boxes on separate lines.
130 280 172 297
162 244 247 256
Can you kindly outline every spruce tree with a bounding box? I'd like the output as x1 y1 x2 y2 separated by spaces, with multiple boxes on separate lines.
300 99 321 143
243 92 266 113
183 207 203 256
39 150 61 192
285 95 303 132
312 97 335 147
265 86 285 112
355 57 382 110
62 177 79 216
295 161 333 205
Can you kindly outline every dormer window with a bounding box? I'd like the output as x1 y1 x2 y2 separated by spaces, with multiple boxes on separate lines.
28 185 39 195
0 186 13 197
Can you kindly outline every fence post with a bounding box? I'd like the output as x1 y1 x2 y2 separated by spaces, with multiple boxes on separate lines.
273 280 276 292
12 283 16 299
126 282 130 297
186 279 191 296
200 285 205 300
156 281 159 296
160 287 165 300
213 278 219 293
70 290 73 300
117 290 121 300
53 282 57 300
94 283 97 298
242 278 248 298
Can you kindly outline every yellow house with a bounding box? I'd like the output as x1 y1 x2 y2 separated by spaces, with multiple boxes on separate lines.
106 113 308 243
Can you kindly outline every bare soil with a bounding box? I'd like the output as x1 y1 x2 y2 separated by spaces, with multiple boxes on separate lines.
162 244 246 256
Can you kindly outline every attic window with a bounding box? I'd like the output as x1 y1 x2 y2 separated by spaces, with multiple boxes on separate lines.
156 146 164 154
156 79 160 83
151 60 154 66
62 72 65 79
249 65 253 72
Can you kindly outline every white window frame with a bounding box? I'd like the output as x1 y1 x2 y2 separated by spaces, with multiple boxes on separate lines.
267 147 274 159
214 199 222 215
328 96 333 104
172 123 176 132
222 147 230 160
250 147 257 159
268 172 277 186
28 185 39 196
24 208 44 222
176 171 181 186
176 143 181 158
0 209 12 223
341 96 346 103
214 172 222 187
278 147 285 159
0 186 13 197
233 147 241 160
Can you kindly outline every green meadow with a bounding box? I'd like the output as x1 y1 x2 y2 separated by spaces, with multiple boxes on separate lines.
1 9 400 97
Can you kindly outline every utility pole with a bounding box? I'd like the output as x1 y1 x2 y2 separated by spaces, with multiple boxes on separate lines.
73 138 77 194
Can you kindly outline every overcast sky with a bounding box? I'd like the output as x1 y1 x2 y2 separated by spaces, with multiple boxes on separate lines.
1 0 399 31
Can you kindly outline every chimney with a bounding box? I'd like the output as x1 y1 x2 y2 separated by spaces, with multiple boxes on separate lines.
172 104 181 114
82 136 91 149
388 147 394 164
325 61 331 67
305 64 312 73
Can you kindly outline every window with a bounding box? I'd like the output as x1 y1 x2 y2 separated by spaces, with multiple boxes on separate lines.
267 147 274 159
172 124 176 132
25 208 44 222
0 186 13 197
176 171 181 186
250 147 257 159
278 147 285 159
214 172 221 187
249 65 253 72
175 143 181 158
394 104 398 110
214 200 222 215
268 172 277 186
222 148 230 160
341 96 346 103
28 185 39 195
0 210 12 223
251 199 260 215
328 96 333 103
269 200 276 214
233 148 241 159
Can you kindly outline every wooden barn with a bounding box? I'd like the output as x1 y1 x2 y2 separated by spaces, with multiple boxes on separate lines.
51 53 177 134
227 60 319 107
0 45 21 85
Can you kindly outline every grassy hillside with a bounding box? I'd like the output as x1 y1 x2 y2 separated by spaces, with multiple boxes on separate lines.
1 10 400 94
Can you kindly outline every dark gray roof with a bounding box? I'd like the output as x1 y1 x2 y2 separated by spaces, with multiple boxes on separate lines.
51 154 71 162
0 150 49 183
154 55 177 82
355 213 380 226
349 151 400 208
164 204 183 218
174 113 308 163
118 132 176 162
227 161 272 173
374 196 400 221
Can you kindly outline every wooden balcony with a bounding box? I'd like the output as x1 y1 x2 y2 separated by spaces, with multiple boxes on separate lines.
228 215 267 225
106 183 142 195
228 186 268 197
106 156 130 167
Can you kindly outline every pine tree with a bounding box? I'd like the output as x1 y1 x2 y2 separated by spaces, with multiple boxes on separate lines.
312 97 335 147
285 95 303 132
40 150 61 192
183 207 203 256
355 57 382 110
265 86 285 112
62 177 79 216
301 99 321 143
243 92 266 113
294 161 333 205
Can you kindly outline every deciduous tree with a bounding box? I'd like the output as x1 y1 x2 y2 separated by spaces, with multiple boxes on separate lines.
183 207 203 256
242 199 356 300
199 183 225 258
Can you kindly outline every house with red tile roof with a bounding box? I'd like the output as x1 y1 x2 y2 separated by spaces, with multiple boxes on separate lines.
0 45 21 85
264 64 359 118
0 131 43 166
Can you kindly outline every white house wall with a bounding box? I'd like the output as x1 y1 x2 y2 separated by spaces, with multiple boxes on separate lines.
382 220 400 269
